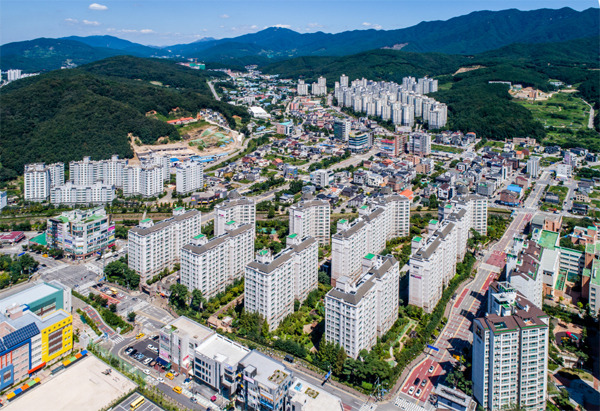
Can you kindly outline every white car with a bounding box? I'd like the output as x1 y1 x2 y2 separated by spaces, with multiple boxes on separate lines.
156 377 164 383
428 365 435 373
408 386 415 395
415 389 422 397
143 369 150 375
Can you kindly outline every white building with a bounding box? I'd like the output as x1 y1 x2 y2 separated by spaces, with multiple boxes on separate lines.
69 155 126 187
180 222 254 299
333 118 351 141
506 238 544 308
325 255 399 358
176 161 204 194
288 378 345 411
526 156 541 178
288 194 330 245
24 162 64 202
556 163 573 180
249 106 271 119
410 195 488 312
159 316 215 375
239 351 293 411
409 132 431 156
128 207 202 281
50 182 115 205
0 191 6 211
214 191 255 236
472 282 548 411
123 163 164 198
339 74 349 88
309 169 332 188
297 79 309 96
245 236 318 331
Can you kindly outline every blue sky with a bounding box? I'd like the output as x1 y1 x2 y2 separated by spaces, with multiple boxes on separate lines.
1 0 597 46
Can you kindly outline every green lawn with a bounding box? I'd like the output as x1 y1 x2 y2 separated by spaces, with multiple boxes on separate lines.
431 144 464 154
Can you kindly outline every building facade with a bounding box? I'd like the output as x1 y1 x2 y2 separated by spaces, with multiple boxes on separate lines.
123 164 164 198
288 195 331 246
50 182 115 205
24 163 64 202
214 192 255 237
176 161 204 195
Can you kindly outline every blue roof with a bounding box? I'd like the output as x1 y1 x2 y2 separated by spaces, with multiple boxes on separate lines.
506 184 522 193
2 322 39 350
170 158 179 162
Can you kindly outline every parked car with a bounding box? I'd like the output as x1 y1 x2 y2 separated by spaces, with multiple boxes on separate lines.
421 379 427 387
414 377 420 385
428 365 435 373
129 349 138 356
415 388 422 397
125 347 134 355
408 386 415 395
284 355 294 363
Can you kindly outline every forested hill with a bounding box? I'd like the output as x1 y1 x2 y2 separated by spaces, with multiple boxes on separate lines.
0 56 249 182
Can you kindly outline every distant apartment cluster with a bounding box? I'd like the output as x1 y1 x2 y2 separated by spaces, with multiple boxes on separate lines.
23 153 171 205
409 195 488 312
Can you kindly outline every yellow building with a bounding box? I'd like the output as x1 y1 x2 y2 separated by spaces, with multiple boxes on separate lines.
39 309 73 363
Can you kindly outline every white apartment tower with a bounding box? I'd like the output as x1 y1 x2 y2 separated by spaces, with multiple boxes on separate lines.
176 161 204 195
340 74 349 88
180 222 254 299
297 79 309 96
50 182 115 205
288 194 331 245
69 155 126 187
325 255 399 358
409 132 431 156
128 207 202 281
24 162 64 202
214 191 255 236
123 164 164 198
244 236 318 331
527 156 541 178
472 282 548 411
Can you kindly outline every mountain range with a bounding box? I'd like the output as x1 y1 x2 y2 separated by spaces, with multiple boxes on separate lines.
1 7 598 72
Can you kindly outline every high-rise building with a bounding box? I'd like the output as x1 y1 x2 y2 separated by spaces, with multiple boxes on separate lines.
245 236 318 331
69 155 126 187
176 161 204 194
123 163 164 198
527 156 541 178
472 282 548 411
408 132 431 156
0 191 6 210
214 191 256 237
24 162 64 202
428 103 448 129
333 119 351 141
128 207 202 281
289 193 330 245
180 222 254 299
309 169 332 188
297 79 309 96
325 255 399 358
46 207 115 259
50 182 115 205
340 74 349 88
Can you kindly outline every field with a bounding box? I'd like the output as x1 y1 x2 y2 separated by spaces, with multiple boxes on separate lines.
431 144 464 154
515 92 591 146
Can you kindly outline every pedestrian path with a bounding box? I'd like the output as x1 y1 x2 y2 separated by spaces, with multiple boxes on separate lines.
394 396 427 411
359 402 377 411
112 334 124 343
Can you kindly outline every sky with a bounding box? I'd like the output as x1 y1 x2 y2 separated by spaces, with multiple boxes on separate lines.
1 0 597 46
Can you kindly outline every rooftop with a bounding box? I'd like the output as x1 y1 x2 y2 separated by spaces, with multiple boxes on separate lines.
288 378 343 411
0 282 63 314
163 316 214 342
537 230 559 250
195 334 250 369
240 351 291 390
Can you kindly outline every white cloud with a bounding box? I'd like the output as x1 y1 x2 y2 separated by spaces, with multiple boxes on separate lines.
83 19 100 26
272 24 291 29
140 29 154 34
220 14 230 19
250 25 258 30
65 18 79 24
362 22 382 30
307 23 324 28
89 3 108 11
373 24 382 30
362 22 371 27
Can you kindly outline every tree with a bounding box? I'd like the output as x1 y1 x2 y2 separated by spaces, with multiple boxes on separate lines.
169 284 189 310
109 303 117 312
428 194 439 210
191 289 206 312
128 311 137 322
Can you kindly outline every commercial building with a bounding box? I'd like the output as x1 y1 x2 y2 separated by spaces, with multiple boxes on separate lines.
288 194 331 245
506 237 544 308
50 182 115 206
214 191 255 236
333 119 351 141
348 133 372 153
472 282 548 411
46 207 115 259
331 196 409 284
410 195 488 312
245 236 318 331
128 208 202 281
325 255 399 358
249 106 271 119
239 351 293 411
180 222 254 299
24 162 64 202
287 378 344 411
159 317 214 375
408 132 431 156
176 161 204 194
309 169 332 188
0 282 73 391
123 163 164 198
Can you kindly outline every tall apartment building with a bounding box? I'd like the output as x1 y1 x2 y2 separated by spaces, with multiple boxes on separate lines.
0 282 73 391
128 207 202 281
176 161 204 194
472 282 548 411
50 182 115 205
214 191 255 236
24 162 64 202
527 156 541 178
297 79 309 96
340 74 349 88
410 195 488 312
46 207 115 259
180 222 254 299
408 132 431 156
123 163 164 198
69 155 126 187
331 196 409 285
245 236 318 331
0 191 7 211
428 103 448 129
325 255 399 358
288 194 331 245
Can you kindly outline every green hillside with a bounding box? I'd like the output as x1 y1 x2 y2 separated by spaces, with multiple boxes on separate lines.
0 56 249 182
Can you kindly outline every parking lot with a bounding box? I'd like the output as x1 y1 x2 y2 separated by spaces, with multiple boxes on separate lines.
40 263 97 294
114 394 164 411
125 336 161 372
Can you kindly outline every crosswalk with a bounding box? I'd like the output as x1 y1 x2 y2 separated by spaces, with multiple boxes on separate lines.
394 396 427 411
359 403 378 411
42 264 68 274
112 334 124 343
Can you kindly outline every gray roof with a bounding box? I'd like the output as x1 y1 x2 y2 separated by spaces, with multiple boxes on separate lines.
182 224 253 255
247 237 316 274
333 219 366 239
290 199 329 211
240 350 291 390
215 197 254 210
129 210 200 236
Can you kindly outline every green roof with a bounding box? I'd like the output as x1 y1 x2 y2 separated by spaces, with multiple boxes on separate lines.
226 220 236 225
174 207 184 211
339 219 348 224
58 216 69 223
30 233 47 246
141 218 152 223
193 234 205 239
412 236 422 242
85 214 104 223
287 233 298 239
364 253 375 260
258 249 269 256
445 204 452 209
429 219 438 225
585 242 600 255
360 205 368 209
590 260 600 286
537 230 559 250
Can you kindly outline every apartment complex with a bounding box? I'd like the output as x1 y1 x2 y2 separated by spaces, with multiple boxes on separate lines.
176 161 204 194
409 195 488 312
325 254 399 358
123 163 164 198
472 282 548 411
50 182 115 206
331 195 409 285
69 155 126 187
288 194 331 245
46 207 115 259
0 282 73 391
214 191 255 236
24 162 64 202
128 207 202 281
245 236 318 331
180 222 254 299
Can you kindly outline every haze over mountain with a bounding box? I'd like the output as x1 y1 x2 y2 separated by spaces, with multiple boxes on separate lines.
1 7 598 72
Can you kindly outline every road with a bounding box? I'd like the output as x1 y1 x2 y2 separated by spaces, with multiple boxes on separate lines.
207 80 221 101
